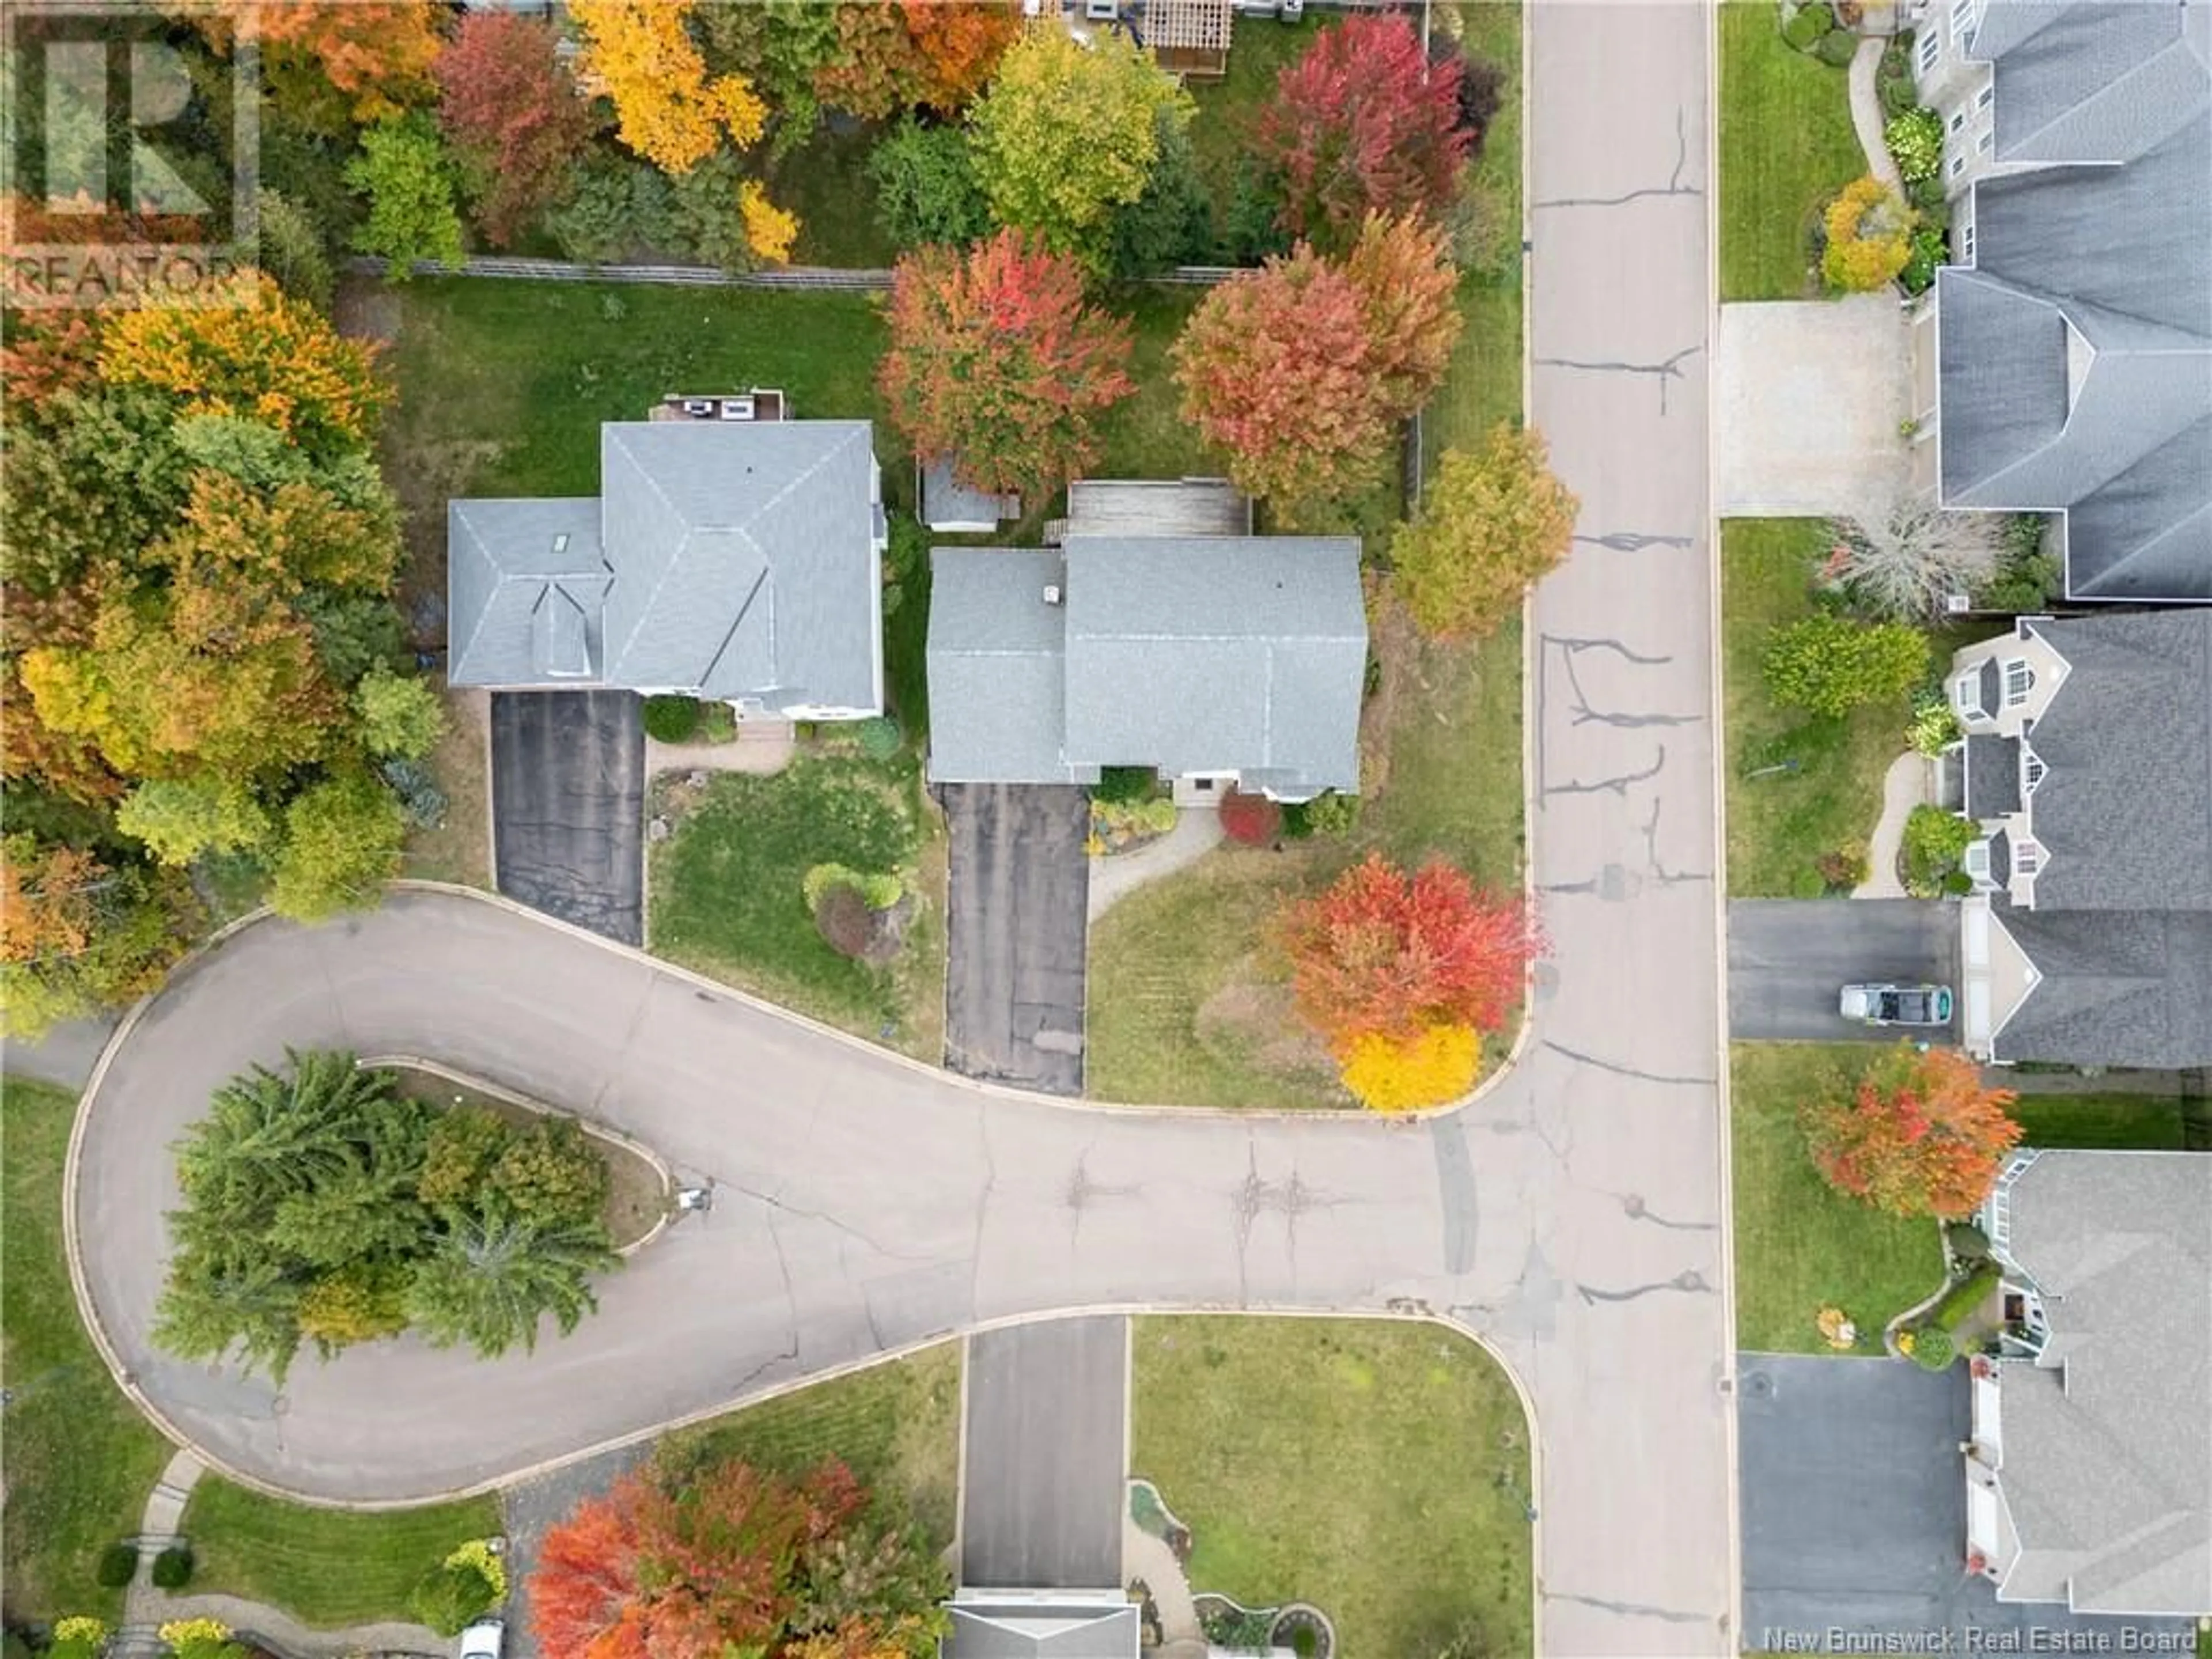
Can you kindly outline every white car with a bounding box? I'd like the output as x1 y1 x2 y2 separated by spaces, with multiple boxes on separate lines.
458 1619 503 1659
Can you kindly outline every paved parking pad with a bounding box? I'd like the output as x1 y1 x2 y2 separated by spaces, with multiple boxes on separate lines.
1737 1354 2194 1653
941 783 1089 1095
491 691 645 946
1729 899 1960 1041
961 1317 1128 1590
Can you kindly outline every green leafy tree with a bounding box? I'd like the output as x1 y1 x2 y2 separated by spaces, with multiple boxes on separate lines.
490 1117 610 1229
419 1105 513 1208
298 1262 412 1350
1393 423 1580 641
404 1209 619 1358
1761 614 1931 718
299 590 408 688
116 777 273 866
1105 108 1214 279
967 25 1192 270
666 149 763 273
868 117 991 249
354 667 446 760
1 834 197 1039
254 188 336 310
346 113 467 279
269 772 406 922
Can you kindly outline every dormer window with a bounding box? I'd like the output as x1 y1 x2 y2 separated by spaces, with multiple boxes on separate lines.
2012 838 2041 877
2020 742 2046 793
1963 838 1993 884
2002 658 2035 707
1956 661 1995 722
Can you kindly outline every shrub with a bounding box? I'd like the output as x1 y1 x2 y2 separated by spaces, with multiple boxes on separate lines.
1218 789 1282 846
870 117 993 250
1877 35 1919 116
1902 804 1976 896
1338 1022 1480 1111
803 862 902 911
491 1118 608 1229
408 1558 499 1638
1821 176 1915 291
150 1544 194 1590
1816 842 1870 891
1908 1325 1955 1370
51 1619 108 1659
642 695 703 744
1781 3 1830 48
854 715 904 760
1095 798 1178 837
445 1539 509 1600
1301 790 1362 836
380 757 448 830
1813 26 1861 65
1945 1221 1991 1267
1899 225 1946 294
1884 108 1944 183
96 1541 138 1588
1093 765 1160 805
813 881 879 960
1907 695 1961 756
1762 614 1930 717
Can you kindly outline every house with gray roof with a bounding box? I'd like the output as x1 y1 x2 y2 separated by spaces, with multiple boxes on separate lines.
1942 609 2212 1066
926 536 1366 802
448 421 888 718
1964 1149 2212 1613
1903 0 2211 600
939 1590 1139 1658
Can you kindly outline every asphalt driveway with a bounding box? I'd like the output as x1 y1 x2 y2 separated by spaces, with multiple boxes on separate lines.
940 783 1089 1096
491 691 645 946
1728 899 1959 1041
1738 1354 2194 1651
960 1317 1128 1590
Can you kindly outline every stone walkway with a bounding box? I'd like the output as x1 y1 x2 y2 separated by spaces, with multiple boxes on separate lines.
1123 1516 1204 1652
1848 36 1904 190
644 725 793 778
1855 751 1931 899
1086 808 1223 922
123 1452 447 1659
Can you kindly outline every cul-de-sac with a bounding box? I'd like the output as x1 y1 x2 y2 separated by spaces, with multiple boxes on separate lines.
3 1 2207 1657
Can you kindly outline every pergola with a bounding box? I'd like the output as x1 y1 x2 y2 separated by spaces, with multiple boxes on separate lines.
1143 0 1234 77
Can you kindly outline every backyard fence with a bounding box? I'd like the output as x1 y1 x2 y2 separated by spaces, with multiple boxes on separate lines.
346 256 1244 291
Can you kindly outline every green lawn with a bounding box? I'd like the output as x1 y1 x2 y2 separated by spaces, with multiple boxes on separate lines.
1185 13 1324 245
648 751 946 1061
1732 1042 2193 1355
653 1341 962 1548
1094 285 1205 481
1132 1317 1533 1659
1718 1 1868 300
1723 519 1913 897
180 1479 501 1630
1 1078 175 1624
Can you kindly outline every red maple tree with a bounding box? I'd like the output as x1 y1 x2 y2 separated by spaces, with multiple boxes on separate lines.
878 229 1135 499
1275 854 1541 1048
1800 1046 2022 1219
1253 13 1469 251
436 12 602 247
899 0 1020 109
1171 245 1391 521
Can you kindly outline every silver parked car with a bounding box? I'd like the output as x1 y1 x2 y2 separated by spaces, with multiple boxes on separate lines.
458 1619 503 1659
1839 983 1955 1027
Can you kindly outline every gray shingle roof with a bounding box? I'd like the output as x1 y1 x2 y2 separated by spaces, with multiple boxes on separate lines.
1990 1151 2212 1613
2013 612 2212 910
1061 536 1366 796
926 549 1098 785
1964 733 2022 819
446 498 609 686
1990 907 2212 1065
448 422 884 710
941 1603 1139 1658
923 456 1017 531
1938 0 2212 600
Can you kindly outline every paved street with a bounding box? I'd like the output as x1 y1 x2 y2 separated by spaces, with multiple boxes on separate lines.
940 783 1090 1096
1729 899 1960 1040
960 1317 1127 1590
491 690 645 946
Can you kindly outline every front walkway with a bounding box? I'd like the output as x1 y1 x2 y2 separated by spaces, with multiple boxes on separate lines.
1086 808 1223 922
1855 751 1931 899
1717 298 1911 517
1848 36 1905 190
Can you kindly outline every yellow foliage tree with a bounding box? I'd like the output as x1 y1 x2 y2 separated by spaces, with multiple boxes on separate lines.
740 181 800 264
1822 175 1915 293
570 0 767 175
1336 1024 1480 1112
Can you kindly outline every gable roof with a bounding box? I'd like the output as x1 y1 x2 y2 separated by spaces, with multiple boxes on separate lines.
926 549 1098 786
940 1601 1139 1658
2010 612 2212 910
1060 536 1366 796
1937 0 2212 600
448 422 884 710
1989 907 2212 1065
1990 1152 2212 1614
1964 733 2022 819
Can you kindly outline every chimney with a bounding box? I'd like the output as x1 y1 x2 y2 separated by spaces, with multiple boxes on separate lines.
1042 584 1063 605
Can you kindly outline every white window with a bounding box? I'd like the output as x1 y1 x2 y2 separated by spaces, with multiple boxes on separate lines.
2003 658 2035 706
1919 26 1942 72
1977 128 1995 154
1950 154 1968 179
1963 839 1993 881
2012 838 2041 876
1955 674 1990 722
1950 109 1968 134
1961 219 1976 263
1976 81 1996 109
1951 0 1977 34
2020 743 2045 792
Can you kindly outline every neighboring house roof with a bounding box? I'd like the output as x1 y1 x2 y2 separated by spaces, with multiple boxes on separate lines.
927 549 1098 786
1988 1152 2212 1614
1988 907 2212 1065
2010 612 2212 911
448 421 885 712
925 537 1367 798
1062 535 1366 797
1938 0 2212 600
1963 733 2022 819
940 1600 1140 1658
923 456 1018 532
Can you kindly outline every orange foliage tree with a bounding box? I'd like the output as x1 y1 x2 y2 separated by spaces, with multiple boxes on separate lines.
99 273 389 454
186 2 445 123
1801 1046 2022 1219
877 229 1135 499
1340 211 1462 418
570 0 767 175
1275 853 1541 1050
899 0 1020 108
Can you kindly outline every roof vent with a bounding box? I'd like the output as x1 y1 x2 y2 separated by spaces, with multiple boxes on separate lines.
1042 584 1064 605
552 533 570 556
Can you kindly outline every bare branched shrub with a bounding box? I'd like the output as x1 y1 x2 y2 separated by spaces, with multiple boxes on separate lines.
1820 487 2006 620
